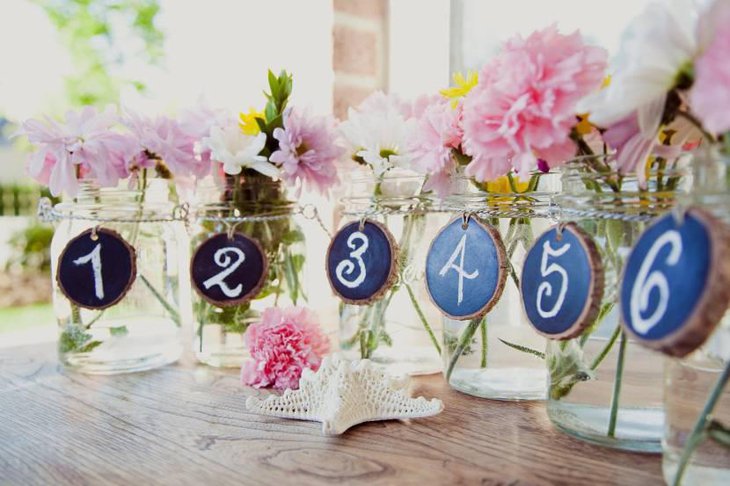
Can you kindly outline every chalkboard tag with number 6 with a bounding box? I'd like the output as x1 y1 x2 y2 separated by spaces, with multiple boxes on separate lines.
620 208 730 357
521 223 604 340
191 232 268 307
326 220 399 305
425 216 507 320
57 228 137 310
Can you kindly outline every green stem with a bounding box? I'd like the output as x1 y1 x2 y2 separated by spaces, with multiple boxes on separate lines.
607 330 627 437
672 360 730 486
480 318 487 368
139 274 180 325
589 323 622 370
446 316 483 381
404 283 441 355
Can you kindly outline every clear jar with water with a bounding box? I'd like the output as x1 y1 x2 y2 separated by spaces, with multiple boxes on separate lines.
442 172 559 400
663 149 730 483
548 155 692 451
50 180 185 374
338 172 446 376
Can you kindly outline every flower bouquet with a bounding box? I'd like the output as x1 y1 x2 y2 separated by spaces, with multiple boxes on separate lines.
18 105 208 373
192 70 342 368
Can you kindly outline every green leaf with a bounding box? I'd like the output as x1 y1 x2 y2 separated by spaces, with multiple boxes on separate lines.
282 229 305 245
78 340 103 353
498 338 545 360
708 420 730 447
59 325 99 354
109 326 128 337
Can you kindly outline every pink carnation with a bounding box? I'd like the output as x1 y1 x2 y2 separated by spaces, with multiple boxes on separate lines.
270 108 343 194
241 306 330 391
17 106 132 197
408 99 463 197
462 25 607 181
691 0 730 135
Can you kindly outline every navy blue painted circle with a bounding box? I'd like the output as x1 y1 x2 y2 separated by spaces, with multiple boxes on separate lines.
326 221 396 303
191 233 267 306
521 226 596 338
425 217 505 319
57 228 136 309
620 211 712 343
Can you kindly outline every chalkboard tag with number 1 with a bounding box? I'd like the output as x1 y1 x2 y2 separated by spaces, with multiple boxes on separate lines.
620 208 730 357
57 228 137 310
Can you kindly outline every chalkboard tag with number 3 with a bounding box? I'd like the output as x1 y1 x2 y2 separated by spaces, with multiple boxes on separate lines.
425 216 507 320
521 223 605 340
191 232 269 307
620 208 730 357
57 228 137 310
326 220 399 305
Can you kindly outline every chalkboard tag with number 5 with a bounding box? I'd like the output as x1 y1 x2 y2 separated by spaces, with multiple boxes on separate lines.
620 208 730 357
326 220 399 305
191 232 268 307
425 216 507 320
57 228 137 310
521 223 604 340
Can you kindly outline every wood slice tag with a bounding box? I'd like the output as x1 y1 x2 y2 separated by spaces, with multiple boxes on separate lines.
190 232 268 307
57 228 137 310
425 216 507 320
521 223 605 340
620 208 730 357
326 220 399 305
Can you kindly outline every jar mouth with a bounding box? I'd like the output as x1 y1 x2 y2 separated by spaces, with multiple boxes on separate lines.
562 154 691 180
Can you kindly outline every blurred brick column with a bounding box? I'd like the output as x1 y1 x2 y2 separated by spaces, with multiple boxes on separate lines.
332 0 389 119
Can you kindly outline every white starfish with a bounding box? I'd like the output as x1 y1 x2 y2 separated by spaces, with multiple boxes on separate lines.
245 355 444 435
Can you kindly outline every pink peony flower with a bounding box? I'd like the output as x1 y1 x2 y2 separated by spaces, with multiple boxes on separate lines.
270 108 343 194
408 99 463 197
462 25 607 181
123 112 210 179
241 306 330 391
17 106 133 197
691 0 730 135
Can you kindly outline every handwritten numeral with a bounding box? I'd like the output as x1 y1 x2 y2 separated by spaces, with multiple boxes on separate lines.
536 240 571 319
73 243 104 300
439 233 479 305
203 247 246 298
630 230 682 335
335 232 369 288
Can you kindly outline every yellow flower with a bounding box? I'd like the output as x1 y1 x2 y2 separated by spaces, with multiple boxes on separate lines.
485 174 530 193
239 108 264 135
440 71 478 108
575 114 594 135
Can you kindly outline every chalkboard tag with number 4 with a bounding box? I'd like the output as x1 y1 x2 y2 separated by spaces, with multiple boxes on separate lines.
620 208 730 357
57 228 137 310
191 232 268 307
326 220 399 305
521 223 605 340
425 216 507 320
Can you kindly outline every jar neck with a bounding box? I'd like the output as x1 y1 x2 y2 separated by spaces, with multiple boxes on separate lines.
194 173 294 214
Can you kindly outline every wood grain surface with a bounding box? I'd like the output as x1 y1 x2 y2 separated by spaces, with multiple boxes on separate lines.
0 344 663 485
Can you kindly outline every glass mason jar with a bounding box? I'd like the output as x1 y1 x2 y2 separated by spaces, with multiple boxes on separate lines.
663 149 730 483
548 155 692 452
50 180 185 374
337 172 447 376
191 174 306 368
441 172 560 400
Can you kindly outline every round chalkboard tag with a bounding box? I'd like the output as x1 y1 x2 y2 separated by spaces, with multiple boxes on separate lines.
620 208 730 357
57 228 137 310
190 232 268 307
326 220 399 305
521 223 605 340
425 216 507 320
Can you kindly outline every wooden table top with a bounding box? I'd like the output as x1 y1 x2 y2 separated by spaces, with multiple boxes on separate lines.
0 344 663 485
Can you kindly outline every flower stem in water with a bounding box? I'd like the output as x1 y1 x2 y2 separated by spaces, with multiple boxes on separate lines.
607 330 627 437
671 360 730 486
446 316 484 382
405 282 441 355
